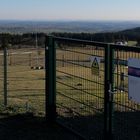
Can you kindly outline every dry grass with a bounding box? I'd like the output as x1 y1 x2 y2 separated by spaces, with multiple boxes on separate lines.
0 46 140 117
0 48 45 115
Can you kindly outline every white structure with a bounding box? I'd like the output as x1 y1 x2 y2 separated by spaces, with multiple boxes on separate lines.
115 41 128 46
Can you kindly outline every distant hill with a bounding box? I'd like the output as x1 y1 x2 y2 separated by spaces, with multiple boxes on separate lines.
52 26 140 43
118 27 140 40
0 20 140 34
120 27 140 33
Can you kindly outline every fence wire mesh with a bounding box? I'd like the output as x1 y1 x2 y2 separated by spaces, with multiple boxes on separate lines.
0 50 4 107
56 41 105 139
112 45 140 140
54 38 140 140
1 35 140 140
0 46 45 116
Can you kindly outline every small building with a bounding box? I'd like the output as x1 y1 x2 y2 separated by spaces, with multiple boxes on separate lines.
115 41 128 46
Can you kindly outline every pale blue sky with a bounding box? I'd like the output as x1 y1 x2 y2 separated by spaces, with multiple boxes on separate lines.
0 0 140 21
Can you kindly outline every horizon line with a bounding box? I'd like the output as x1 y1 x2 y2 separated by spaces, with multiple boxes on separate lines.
0 19 140 22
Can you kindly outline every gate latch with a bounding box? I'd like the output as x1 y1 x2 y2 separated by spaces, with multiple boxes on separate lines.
108 84 115 102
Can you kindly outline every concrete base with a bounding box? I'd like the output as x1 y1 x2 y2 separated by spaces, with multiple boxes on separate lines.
31 66 44 70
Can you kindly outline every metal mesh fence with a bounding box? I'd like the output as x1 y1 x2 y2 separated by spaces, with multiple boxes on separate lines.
53 37 140 140
56 41 105 139
0 46 45 116
112 45 140 140
1 36 140 139
0 50 4 107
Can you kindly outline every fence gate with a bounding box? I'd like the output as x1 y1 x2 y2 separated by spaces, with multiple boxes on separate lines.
45 36 140 140
45 36 113 140
110 45 140 140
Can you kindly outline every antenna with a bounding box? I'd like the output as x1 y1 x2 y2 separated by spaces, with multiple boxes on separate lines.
36 33 39 66
31 33 44 70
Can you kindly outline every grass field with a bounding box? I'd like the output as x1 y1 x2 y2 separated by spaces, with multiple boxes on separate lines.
0 48 45 116
128 40 137 46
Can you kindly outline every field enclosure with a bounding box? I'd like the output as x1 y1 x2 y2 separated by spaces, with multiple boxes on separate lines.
0 36 140 140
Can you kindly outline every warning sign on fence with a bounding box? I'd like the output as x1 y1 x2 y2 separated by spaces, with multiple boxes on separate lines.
90 56 100 76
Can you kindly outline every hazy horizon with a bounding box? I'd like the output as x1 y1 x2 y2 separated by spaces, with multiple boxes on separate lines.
0 19 140 22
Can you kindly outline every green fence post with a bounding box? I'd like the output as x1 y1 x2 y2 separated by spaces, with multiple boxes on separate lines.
109 46 114 139
4 46 7 107
45 36 56 122
104 44 113 139
2 39 8 107
104 44 110 139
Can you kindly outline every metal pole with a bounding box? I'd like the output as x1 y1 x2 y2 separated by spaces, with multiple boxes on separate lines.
45 36 56 122
36 33 39 66
62 54 64 67
29 53 32 66
104 44 110 139
3 44 7 106
109 46 114 139
104 44 113 139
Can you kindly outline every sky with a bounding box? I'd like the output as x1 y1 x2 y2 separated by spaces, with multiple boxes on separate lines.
0 0 140 21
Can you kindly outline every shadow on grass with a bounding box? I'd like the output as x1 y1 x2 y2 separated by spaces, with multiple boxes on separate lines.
57 108 140 140
57 106 104 140
57 114 104 140
0 107 140 140
0 113 79 140
113 111 140 140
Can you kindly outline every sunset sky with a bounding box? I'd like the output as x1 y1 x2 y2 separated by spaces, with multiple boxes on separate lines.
0 0 140 21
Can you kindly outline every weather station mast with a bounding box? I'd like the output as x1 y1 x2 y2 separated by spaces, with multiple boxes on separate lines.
31 33 44 70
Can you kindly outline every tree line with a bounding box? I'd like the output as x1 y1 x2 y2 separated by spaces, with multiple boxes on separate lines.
0 33 45 49
52 31 140 44
0 27 140 49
